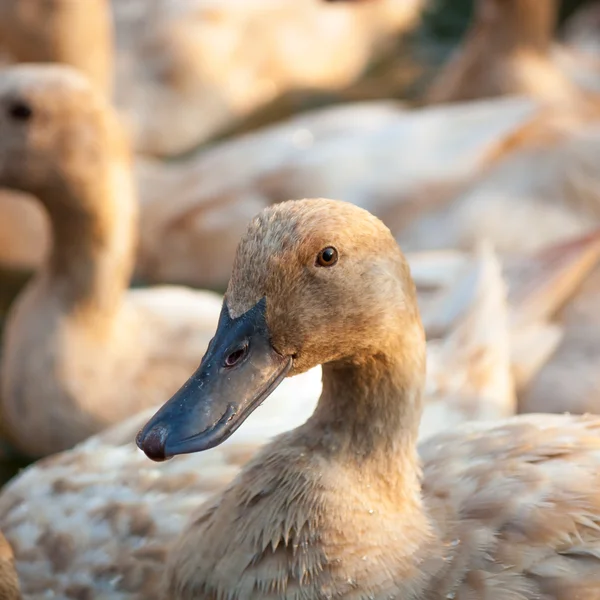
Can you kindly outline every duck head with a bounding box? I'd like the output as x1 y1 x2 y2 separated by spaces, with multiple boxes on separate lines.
137 198 422 461
0 64 127 211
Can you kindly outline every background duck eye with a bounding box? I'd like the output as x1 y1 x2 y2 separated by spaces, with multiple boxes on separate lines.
316 246 338 267
8 101 33 122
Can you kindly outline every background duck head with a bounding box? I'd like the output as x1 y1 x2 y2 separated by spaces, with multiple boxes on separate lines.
0 64 135 277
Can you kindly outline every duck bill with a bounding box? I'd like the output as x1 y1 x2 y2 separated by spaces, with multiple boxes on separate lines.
136 297 292 461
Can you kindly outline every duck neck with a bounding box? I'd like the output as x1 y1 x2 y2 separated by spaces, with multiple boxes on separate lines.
309 320 426 491
38 161 137 321
475 0 557 55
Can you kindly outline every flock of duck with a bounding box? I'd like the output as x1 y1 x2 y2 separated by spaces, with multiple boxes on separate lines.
0 0 599 598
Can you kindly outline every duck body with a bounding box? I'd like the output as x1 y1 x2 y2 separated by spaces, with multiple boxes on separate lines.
167 413 600 599
396 114 600 255
0 65 222 457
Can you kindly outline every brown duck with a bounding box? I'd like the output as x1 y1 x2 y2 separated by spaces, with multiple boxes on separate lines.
137 198 600 599
0 65 222 457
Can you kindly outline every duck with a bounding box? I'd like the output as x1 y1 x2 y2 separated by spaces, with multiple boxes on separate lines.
425 0 585 104
128 197 600 599
0 228 534 599
0 65 224 458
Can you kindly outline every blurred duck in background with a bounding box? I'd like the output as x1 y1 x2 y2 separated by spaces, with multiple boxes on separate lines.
0 0 114 97
0 66 224 458
0 0 114 278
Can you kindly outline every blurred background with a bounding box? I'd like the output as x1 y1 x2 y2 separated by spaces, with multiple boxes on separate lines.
1 0 600 476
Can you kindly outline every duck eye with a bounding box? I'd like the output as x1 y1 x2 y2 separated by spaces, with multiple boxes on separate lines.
7 101 33 122
223 343 248 368
316 246 338 267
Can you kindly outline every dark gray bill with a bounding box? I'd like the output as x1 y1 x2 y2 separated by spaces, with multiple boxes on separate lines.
136 297 292 461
